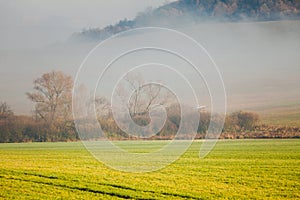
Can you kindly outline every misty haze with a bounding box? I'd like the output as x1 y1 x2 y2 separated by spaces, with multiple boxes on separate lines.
0 0 300 199
2 20 299 122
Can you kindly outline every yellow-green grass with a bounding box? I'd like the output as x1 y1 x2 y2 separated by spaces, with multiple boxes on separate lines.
0 140 299 199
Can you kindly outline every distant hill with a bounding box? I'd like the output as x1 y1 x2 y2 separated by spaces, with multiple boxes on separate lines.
71 0 300 42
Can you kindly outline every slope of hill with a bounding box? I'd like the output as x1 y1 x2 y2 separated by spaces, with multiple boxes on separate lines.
71 0 300 42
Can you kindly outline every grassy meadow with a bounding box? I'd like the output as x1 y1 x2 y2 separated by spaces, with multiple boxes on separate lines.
253 100 300 127
0 140 299 199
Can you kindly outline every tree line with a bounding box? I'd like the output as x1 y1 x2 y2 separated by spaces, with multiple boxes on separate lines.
0 71 299 143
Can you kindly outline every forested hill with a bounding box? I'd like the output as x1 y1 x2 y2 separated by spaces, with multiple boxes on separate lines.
71 0 300 42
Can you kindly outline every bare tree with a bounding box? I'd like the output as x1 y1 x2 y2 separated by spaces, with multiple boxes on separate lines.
26 71 73 139
120 73 173 118
0 102 13 121
115 73 175 131
0 102 14 142
86 95 110 119
94 96 110 118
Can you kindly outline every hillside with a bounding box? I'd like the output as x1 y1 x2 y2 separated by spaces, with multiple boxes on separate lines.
71 0 300 41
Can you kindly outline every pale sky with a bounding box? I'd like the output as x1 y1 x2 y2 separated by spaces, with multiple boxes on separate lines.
0 0 177 113
0 0 175 48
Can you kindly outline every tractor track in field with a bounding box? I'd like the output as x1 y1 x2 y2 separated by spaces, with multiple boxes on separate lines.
97 182 200 199
1 175 134 199
0 171 200 199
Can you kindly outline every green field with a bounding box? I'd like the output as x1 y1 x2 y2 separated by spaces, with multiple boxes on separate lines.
0 140 299 199
253 100 300 127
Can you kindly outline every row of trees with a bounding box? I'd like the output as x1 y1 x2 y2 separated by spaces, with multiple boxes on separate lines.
0 71 298 143
0 71 77 143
